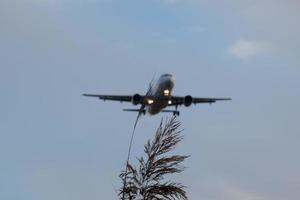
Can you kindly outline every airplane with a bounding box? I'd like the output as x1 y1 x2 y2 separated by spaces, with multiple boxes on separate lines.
83 73 231 116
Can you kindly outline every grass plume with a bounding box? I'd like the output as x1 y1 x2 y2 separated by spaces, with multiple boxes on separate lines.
119 117 189 200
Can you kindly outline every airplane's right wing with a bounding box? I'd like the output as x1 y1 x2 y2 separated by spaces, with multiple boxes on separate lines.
170 96 232 106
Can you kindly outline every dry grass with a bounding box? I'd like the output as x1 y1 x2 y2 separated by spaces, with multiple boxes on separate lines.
119 117 189 200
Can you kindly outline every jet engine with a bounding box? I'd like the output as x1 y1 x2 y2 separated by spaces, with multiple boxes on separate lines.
132 94 142 105
184 95 193 107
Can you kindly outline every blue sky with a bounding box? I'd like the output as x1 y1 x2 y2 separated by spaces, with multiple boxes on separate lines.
1 0 300 199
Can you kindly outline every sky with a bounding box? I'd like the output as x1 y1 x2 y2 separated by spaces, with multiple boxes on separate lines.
1 0 300 199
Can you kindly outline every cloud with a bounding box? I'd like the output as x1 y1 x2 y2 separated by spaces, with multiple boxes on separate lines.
198 1 300 63
190 175 269 200
160 0 300 64
222 182 268 200
26 164 115 200
161 0 183 5
228 39 268 59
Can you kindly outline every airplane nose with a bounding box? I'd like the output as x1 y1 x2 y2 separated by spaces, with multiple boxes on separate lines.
161 74 175 87
166 77 175 88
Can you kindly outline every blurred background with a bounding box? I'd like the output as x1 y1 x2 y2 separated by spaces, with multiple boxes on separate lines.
1 0 300 199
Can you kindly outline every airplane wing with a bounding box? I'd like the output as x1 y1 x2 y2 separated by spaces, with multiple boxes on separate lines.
170 96 232 106
82 94 133 102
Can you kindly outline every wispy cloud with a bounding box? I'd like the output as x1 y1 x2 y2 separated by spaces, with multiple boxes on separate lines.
222 181 268 200
160 0 300 63
228 39 268 59
161 0 183 5
191 175 269 200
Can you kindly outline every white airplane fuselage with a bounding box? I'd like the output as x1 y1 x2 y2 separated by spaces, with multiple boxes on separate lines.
147 74 175 115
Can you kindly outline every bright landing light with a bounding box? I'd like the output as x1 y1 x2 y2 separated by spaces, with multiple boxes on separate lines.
164 89 170 96
147 99 154 104
168 100 172 105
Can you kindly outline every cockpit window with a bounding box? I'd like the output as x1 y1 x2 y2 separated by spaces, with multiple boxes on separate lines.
161 73 172 77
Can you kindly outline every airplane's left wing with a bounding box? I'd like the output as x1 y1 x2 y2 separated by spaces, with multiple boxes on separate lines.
83 94 133 102
170 96 232 106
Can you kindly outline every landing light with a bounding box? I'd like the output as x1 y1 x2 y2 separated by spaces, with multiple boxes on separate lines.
147 99 154 105
168 100 172 105
164 89 170 96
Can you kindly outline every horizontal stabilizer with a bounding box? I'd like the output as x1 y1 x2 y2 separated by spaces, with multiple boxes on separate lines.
161 110 180 116
123 109 146 114
123 109 142 112
161 110 178 113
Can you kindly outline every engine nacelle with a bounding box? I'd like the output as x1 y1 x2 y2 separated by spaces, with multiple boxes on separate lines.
132 94 142 105
184 95 193 107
